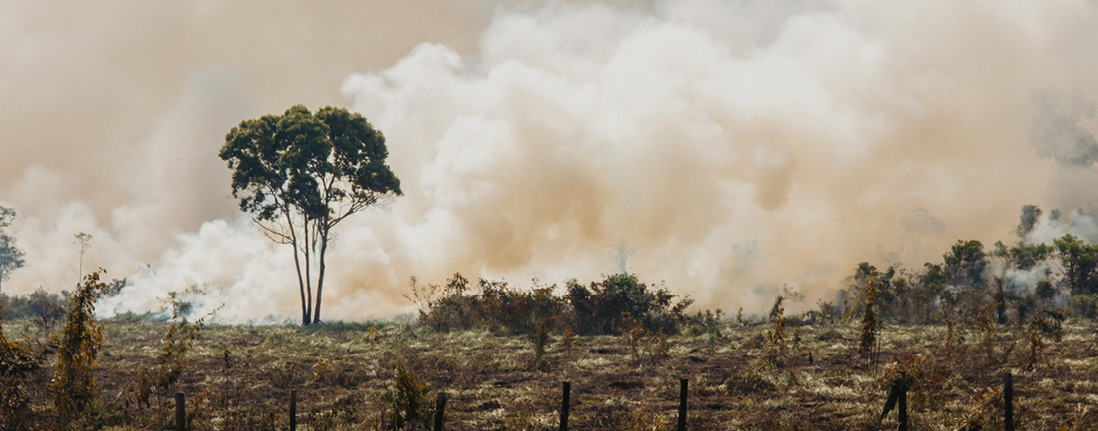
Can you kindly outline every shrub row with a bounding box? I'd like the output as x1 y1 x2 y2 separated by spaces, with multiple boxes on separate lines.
412 273 694 336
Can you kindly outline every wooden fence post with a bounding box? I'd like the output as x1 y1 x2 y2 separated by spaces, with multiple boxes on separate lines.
290 389 297 431
175 392 185 431
1004 372 1014 431
897 387 908 431
678 378 688 431
434 392 446 431
560 381 570 431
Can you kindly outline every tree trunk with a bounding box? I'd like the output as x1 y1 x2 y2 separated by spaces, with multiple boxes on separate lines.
304 219 313 325
313 232 329 324
996 278 1006 325
284 210 310 325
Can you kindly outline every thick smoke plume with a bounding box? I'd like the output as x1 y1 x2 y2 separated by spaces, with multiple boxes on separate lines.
2 0 1098 322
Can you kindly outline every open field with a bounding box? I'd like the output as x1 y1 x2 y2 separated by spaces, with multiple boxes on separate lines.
4 316 1097 430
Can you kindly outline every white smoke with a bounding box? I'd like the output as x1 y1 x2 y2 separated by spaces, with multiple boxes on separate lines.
3 0 1098 322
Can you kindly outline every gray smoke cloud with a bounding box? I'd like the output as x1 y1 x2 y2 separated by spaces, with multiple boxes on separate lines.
3 0 1098 321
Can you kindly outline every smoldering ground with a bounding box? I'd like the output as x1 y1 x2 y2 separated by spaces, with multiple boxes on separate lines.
2 0 1098 322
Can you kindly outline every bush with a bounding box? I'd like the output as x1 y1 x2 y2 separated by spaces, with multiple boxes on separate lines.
415 274 566 335
52 270 106 425
0 289 67 323
414 273 694 336
1069 294 1098 319
382 362 435 430
0 303 49 430
566 273 692 335
27 289 66 330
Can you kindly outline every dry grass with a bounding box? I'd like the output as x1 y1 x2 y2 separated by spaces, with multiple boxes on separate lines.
3 318 1098 430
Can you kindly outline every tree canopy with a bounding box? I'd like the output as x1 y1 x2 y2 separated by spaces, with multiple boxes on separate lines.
219 105 402 324
1053 234 1098 296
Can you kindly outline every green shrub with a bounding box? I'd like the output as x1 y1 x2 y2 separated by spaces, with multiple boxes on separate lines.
415 273 694 336
566 273 692 335
1069 294 1098 319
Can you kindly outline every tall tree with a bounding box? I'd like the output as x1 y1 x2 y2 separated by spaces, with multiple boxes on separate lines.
0 207 26 296
73 232 92 283
900 207 945 262
220 105 402 324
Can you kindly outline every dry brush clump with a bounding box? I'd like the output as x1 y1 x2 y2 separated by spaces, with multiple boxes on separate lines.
0 303 49 430
414 272 696 338
51 269 107 427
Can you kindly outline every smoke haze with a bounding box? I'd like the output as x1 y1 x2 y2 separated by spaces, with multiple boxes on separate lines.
2 0 1097 321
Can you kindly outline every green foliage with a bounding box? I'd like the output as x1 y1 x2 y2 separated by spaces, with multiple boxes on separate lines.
994 240 1054 271
839 263 912 325
1035 280 1056 301
52 269 106 425
416 273 694 336
0 206 25 296
1068 294 1098 318
566 273 693 335
220 105 402 325
1016 204 1043 238
943 239 988 289
1053 234 1098 295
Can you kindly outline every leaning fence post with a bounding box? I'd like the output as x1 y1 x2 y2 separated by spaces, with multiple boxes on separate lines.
678 378 688 431
560 381 571 431
434 392 447 431
175 392 185 431
290 389 297 431
1004 372 1014 431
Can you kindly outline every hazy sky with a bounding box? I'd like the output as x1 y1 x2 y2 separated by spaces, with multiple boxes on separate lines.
2 0 1097 322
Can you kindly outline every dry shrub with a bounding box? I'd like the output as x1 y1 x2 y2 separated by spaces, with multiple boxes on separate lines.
382 362 435 430
153 287 221 397
627 326 670 366
764 296 788 368
591 403 671 431
956 388 1003 431
724 370 777 396
416 273 693 337
52 269 106 426
528 320 550 371
0 302 49 430
880 354 947 412
414 274 565 335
